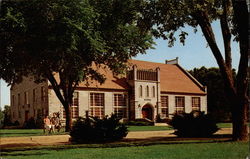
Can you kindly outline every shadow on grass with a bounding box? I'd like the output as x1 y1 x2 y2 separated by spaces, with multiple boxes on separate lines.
1 134 233 156
1 151 49 157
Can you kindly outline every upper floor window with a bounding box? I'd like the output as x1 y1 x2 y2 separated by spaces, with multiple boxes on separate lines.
33 89 36 103
24 91 29 104
41 86 46 102
192 97 201 111
146 85 149 97
152 86 156 97
113 94 127 118
18 93 21 106
90 93 104 118
175 96 185 114
139 85 143 97
12 95 15 106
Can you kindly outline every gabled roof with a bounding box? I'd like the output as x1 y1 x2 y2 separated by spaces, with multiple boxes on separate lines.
76 59 206 95
129 60 206 94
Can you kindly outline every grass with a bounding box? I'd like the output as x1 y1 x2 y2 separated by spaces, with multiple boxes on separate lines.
217 123 232 128
1 141 248 159
0 129 67 137
0 126 171 137
0 123 232 137
127 126 172 131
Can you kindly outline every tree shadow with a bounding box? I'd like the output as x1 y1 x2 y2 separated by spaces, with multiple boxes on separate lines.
1 151 48 157
1 134 233 154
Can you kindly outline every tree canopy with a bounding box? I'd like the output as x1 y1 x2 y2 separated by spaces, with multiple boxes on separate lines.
0 0 154 131
189 67 236 122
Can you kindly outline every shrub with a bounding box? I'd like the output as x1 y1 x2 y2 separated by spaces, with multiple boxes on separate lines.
70 114 128 143
35 109 44 129
169 111 219 137
126 118 154 126
23 117 36 129
13 120 20 126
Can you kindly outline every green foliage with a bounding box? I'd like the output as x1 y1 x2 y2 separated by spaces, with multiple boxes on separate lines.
169 111 219 137
70 115 128 143
23 117 36 129
35 109 44 129
189 67 236 122
0 107 4 128
0 0 154 131
2 105 12 127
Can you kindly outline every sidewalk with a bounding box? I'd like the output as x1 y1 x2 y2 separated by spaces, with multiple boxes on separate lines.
0 128 232 148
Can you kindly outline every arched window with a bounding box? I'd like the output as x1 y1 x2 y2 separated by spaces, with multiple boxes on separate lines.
139 85 143 97
146 85 149 97
152 86 155 97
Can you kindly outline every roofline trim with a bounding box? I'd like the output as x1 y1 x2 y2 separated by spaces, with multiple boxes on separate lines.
175 64 206 92
161 91 207 96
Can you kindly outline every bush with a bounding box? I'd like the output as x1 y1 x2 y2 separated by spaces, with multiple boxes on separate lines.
35 109 44 129
169 111 219 137
70 114 128 143
126 118 154 126
23 117 36 129
13 120 20 126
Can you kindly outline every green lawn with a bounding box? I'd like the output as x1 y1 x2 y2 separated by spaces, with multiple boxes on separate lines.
0 123 232 137
0 129 67 137
1 141 248 159
128 126 172 131
217 123 232 128
0 126 171 137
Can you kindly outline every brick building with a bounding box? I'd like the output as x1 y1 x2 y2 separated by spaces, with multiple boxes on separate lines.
10 59 207 125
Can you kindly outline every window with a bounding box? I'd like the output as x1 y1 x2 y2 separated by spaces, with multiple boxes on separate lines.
90 93 104 118
113 94 127 118
41 86 46 102
12 95 15 106
146 85 149 97
175 96 185 113
161 96 169 118
33 89 36 103
139 85 143 97
152 86 156 97
192 97 201 111
72 92 79 118
24 91 29 104
18 111 21 118
63 92 79 119
18 93 21 106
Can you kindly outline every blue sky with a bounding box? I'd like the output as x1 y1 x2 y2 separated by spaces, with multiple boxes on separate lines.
0 21 240 108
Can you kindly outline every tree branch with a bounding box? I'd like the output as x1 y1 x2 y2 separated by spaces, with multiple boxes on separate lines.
192 11 236 97
47 72 66 107
220 0 232 70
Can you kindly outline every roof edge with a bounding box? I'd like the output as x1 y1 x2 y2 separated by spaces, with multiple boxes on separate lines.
175 64 206 92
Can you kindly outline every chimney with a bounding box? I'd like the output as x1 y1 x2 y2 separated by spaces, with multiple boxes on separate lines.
165 57 178 64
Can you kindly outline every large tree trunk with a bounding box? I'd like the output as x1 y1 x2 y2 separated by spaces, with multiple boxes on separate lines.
47 73 74 132
232 95 249 141
64 104 72 132
193 8 249 141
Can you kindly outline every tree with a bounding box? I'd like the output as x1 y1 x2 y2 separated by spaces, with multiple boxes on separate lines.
189 67 236 121
2 105 12 127
0 0 153 131
139 0 248 141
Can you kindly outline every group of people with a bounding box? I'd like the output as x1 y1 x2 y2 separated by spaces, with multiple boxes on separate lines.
43 112 62 134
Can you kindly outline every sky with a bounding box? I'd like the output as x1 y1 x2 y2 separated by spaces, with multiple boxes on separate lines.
0 21 240 109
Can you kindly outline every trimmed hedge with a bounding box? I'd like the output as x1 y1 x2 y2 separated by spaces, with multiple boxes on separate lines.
126 118 154 126
169 111 219 137
70 114 128 143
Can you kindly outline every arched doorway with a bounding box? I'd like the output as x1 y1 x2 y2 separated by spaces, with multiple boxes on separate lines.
142 105 153 120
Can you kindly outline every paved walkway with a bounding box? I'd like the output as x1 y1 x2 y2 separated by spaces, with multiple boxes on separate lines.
0 128 232 148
